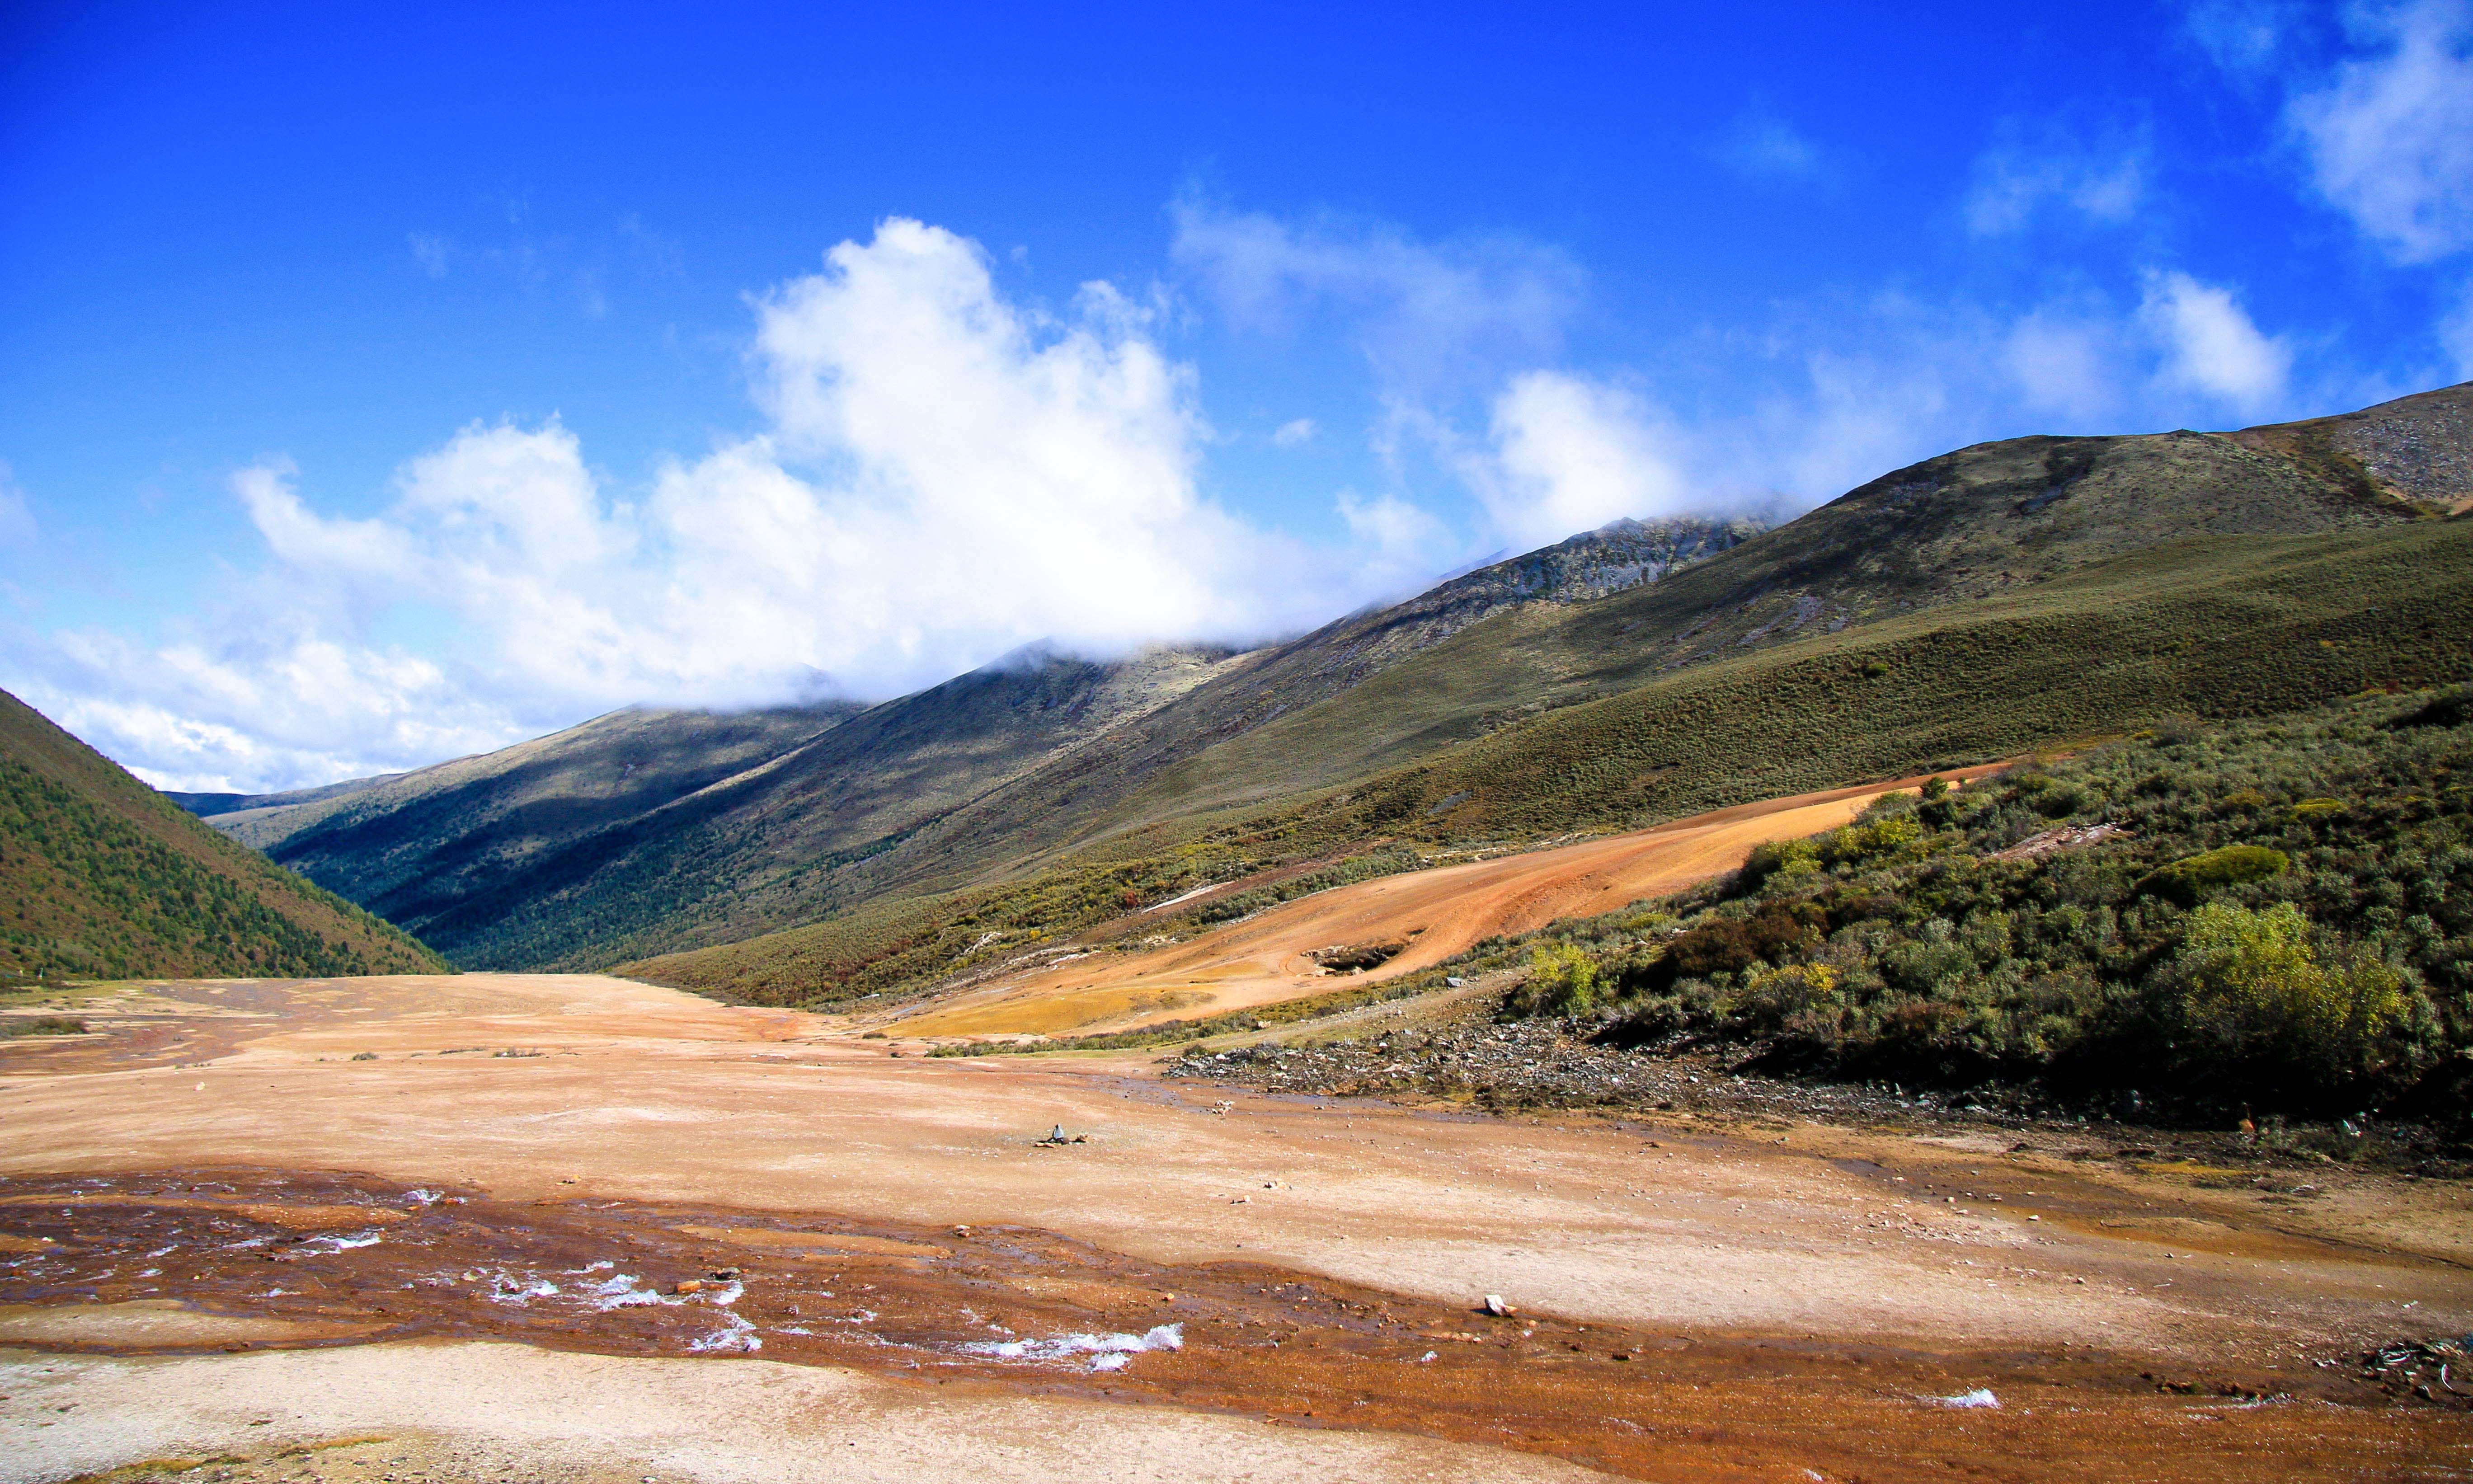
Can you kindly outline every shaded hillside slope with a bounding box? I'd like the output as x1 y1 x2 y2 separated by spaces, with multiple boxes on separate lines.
0 689 443 981
254 646 1247 965
691 385 2470 915
165 772 404 821
245 384 2471 978
236 518 1753 968
621 513 2473 1006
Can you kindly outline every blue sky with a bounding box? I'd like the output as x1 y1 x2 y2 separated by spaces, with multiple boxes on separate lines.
4 0 2470 790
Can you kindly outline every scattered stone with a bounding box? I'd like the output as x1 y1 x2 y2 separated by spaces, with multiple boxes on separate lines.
1483 1294 1514 1317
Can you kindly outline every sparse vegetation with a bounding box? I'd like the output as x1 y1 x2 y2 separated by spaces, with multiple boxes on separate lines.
629 517 2473 1008
1462 690 2473 1129
0 1014 87 1037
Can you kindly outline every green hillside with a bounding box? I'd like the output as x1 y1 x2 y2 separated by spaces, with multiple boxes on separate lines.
618 514 2473 1005
1450 689 2473 1130
209 382 2473 988
0 689 446 981
229 519 1749 970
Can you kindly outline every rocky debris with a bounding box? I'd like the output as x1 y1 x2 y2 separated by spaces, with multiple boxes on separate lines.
2355 1336 2473 1408
1483 1295 1514 1317
1035 1124 1091 1146
1163 1015 1962 1124
1309 941 1405 972
1990 822 2130 861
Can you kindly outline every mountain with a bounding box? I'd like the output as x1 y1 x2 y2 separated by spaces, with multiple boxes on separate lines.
212 384 2473 995
163 772 404 822
618 384 2473 1002
215 516 1758 968
0 688 444 982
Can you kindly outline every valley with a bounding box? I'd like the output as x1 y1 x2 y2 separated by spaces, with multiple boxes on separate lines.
7 383 2472 1483
5 969 2471 1482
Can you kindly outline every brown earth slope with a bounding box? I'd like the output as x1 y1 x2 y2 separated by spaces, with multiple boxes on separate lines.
882 764 2016 1040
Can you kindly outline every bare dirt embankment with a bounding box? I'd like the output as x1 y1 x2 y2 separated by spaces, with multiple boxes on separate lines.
884 763 2019 1041
4 967 2472 1483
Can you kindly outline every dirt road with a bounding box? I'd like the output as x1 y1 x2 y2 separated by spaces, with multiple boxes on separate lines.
888 764 2018 1040
4 969 2470 1482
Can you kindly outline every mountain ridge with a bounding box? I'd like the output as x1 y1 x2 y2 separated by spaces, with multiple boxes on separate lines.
179 383 2473 984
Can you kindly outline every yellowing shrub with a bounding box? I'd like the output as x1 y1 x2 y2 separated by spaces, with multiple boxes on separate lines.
2172 901 2404 1066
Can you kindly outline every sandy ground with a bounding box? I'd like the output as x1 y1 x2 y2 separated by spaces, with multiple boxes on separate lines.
3 1340 1604 1484
885 764 2018 1039
4 966 2473 1480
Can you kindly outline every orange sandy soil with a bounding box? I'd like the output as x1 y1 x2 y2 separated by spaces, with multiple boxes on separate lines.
884 764 2021 1041
3 967 2471 1482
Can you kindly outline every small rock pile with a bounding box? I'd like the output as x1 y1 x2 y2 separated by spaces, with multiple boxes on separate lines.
1163 1017 1965 1124
2355 1336 2472 1408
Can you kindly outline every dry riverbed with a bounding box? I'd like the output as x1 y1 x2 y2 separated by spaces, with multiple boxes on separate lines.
3 972 2470 1482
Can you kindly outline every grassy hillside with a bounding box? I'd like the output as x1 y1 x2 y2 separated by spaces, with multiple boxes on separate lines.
619 513 2473 1005
251 646 1244 967
0 689 445 981
237 521 1749 971
227 383 2473 980
1453 690 2473 1130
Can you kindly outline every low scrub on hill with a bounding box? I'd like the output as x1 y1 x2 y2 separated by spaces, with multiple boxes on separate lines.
616 841 1427 1006
1471 692 2473 1128
621 520 2473 1007
0 757 444 981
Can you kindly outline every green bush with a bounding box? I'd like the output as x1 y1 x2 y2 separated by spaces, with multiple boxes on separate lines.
2164 901 2410 1075
0 1015 86 1038
1467 691 2473 1126
2136 844 2290 906
1509 942 1600 1017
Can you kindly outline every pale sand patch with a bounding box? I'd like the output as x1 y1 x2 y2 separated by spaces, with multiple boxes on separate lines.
0 1340 1611 1484
0 1301 383 1348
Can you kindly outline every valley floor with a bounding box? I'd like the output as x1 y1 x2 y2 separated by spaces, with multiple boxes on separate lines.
2 972 2469 1482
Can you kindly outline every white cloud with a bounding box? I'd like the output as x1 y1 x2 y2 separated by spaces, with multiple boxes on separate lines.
17 218 1413 791
2441 277 2473 376
2188 0 2308 76
2289 0 2473 262
0 463 35 548
2139 270 2294 411
1712 113 1824 180
2002 309 2136 421
1271 417 1316 448
1170 199 1583 392
409 233 452 278
1474 373 1697 549
1965 145 2144 235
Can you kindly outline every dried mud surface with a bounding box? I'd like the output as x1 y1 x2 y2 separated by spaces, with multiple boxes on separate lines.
4 1169 2469 1484
4 971 2472 1482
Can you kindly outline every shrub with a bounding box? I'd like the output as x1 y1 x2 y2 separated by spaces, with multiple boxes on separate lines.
0 1015 86 1038
1463 692 2473 1126
1509 942 1600 1017
1729 963 1840 1036
1818 814 1922 868
1741 837 1820 888
2163 900 2409 1077
2136 844 2290 906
